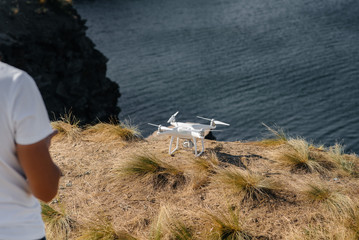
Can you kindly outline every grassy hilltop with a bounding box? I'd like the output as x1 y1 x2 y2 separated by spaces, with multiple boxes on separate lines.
44 117 359 240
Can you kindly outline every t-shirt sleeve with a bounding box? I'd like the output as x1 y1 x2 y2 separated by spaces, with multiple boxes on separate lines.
10 71 53 145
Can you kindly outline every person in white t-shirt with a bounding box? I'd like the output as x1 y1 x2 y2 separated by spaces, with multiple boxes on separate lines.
0 60 61 240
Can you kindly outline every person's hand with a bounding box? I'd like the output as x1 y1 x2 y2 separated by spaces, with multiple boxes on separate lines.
45 130 58 149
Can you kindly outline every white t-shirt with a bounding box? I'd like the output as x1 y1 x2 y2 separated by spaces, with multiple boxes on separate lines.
0 62 53 240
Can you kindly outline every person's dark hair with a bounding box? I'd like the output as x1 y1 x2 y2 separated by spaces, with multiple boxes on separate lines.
0 51 3 61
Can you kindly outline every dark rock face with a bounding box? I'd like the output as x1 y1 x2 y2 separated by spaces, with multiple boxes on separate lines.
0 0 120 123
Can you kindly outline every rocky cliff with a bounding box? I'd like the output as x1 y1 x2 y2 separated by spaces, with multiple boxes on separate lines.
0 0 120 123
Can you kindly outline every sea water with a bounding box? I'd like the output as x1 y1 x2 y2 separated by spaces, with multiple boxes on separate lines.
74 0 359 153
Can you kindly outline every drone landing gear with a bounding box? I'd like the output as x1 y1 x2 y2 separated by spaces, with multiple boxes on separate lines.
168 136 204 157
169 136 180 155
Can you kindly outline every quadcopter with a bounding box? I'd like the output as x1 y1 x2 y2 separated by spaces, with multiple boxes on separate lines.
149 111 229 156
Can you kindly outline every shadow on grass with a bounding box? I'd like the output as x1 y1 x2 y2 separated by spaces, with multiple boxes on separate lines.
213 151 265 169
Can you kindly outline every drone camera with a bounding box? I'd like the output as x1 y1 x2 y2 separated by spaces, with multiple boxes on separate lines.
183 140 194 148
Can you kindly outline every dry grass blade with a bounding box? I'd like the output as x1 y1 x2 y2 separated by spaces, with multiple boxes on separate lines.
213 166 280 202
302 183 353 216
259 123 288 146
41 202 74 240
275 138 333 174
206 207 252 240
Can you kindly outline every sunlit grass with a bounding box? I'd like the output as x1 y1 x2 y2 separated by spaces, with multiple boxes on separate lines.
275 138 335 174
345 205 359 239
193 151 220 173
118 153 180 177
206 206 252 240
77 217 135 240
41 202 74 240
118 153 185 189
290 223 356 240
51 110 81 140
85 119 141 142
258 123 288 146
150 206 193 240
302 183 353 216
326 143 357 176
189 151 220 189
212 166 280 202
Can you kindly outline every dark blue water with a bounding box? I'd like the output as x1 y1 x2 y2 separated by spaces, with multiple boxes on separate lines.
74 0 359 153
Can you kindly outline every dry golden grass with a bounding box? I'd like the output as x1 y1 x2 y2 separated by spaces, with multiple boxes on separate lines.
117 152 186 189
188 151 219 189
47 121 359 240
41 202 74 239
212 166 281 202
85 119 141 142
345 205 359 239
301 183 354 216
326 143 357 176
288 222 356 240
256 123 288 147
51 111 82 141
262 123 288 142
192 151 220 173
206 206 252 240
76 216 134 240
149 206 194 240
274 138 335 174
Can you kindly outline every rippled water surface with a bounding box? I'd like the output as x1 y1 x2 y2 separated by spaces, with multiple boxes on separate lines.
74 0 359 153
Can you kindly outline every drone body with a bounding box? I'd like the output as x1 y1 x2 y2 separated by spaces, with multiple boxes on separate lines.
149 112 229 156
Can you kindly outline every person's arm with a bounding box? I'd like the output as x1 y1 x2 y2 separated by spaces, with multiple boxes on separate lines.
16 131 61 203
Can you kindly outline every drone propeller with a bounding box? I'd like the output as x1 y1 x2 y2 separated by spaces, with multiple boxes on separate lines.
196 116 230 126
167 111 179 123
148 123 160 127
148 123 161 131
148 123 172 133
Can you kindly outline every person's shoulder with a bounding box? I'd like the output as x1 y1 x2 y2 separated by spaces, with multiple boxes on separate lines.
0 62 23 76
0 62 32 86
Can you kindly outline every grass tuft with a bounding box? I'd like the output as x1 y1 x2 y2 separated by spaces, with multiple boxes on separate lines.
51 110 81 140
302 183 353 216
118 153 185 189
150 206 193 240
193 151 220 173
212 166 280 202
77 217 132 240
189 151 220 189
326 143 356 176
275 138 334 174
290 223 355 240
41 202 74 239
345 205 359 238
259 123 288 146
207 206 252 240
85 119 141 142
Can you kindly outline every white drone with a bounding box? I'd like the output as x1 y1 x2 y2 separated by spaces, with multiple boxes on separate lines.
149 111 230 156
